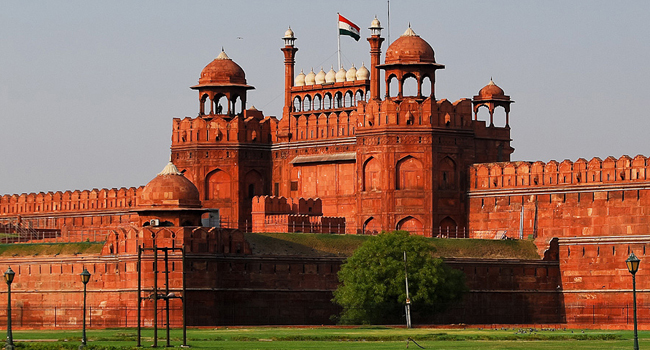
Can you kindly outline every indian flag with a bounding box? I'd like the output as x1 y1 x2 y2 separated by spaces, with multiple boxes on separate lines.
338 14 360 41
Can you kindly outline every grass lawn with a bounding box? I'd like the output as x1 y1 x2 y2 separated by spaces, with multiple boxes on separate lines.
7 327 648 349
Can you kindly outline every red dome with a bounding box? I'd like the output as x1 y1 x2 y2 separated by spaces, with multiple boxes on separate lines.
196 50 247 86
385 27 436 65
477 79 507 99
141 162 201 208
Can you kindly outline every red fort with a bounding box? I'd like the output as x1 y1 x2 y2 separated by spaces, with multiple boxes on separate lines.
0 17 648 328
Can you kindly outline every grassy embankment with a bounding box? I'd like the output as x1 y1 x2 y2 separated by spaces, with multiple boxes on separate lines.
0 242 104 257
245 231 540 259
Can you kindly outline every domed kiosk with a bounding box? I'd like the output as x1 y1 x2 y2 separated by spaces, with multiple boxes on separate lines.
378 25 445 99
472 78 513 127
137 160 205 227
192 49 254 117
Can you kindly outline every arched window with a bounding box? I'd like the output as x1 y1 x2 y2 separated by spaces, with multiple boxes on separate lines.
293 96 302 112
363 217 381 235
324 93 332 109
244 170 264 199
201 94 210 115
396 156 424 190
355 90 364 105
205 169 231 200
363 157 381 191
334 92 343 108
344 91 354 107
313 94 322 110
215 94 227 114
421 76 432 97
303 95 312 112
402 75 418 97
439 157 456 189
439 217 457 237
397 216 423 236
387 75 399 98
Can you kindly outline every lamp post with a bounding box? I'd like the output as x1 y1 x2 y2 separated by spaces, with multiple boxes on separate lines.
626 253 640 350
4 267 15 350
79 268 91 349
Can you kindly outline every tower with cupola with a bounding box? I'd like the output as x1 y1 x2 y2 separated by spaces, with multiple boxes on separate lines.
171 49 277 229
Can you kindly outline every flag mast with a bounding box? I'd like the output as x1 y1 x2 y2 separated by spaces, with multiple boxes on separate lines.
337 12 341 69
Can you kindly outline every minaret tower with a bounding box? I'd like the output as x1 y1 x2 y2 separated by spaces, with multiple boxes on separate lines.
367 17 384 101
281 27 298 119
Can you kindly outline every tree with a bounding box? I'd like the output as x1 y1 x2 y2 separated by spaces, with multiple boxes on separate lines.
332 231 467 324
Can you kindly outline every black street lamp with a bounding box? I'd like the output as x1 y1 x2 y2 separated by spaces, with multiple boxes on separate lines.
79 268 91 349
626 253 640 350
4 267 15 350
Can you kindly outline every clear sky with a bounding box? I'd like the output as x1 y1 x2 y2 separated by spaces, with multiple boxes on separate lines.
1 1 649 195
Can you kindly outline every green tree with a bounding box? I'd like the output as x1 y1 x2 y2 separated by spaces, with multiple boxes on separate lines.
332 231 467 324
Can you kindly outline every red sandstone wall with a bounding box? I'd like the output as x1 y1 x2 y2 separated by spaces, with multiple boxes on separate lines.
557 236 650 326
468 155 650 254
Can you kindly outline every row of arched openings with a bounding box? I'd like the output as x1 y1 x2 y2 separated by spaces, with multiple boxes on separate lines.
362 216 457 236
363 156 456 191
201 94 245 116
293 90 370 113
386 75 432 98
205 169 264 200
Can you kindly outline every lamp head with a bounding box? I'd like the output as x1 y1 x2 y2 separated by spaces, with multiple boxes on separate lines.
80 268 91 284
627 252 641 275
4 267 15 285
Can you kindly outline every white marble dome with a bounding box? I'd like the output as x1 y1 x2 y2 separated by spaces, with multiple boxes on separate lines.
295 69 306 86
346 65 357 82
315 67 326 84
356 63 369 80
335 67 347 83
305 68 316 85
325 66 336 83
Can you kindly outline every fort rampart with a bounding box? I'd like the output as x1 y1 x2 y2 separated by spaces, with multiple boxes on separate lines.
468 155 650 254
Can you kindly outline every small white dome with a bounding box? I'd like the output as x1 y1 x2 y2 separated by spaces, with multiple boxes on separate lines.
356 62 369 80
305 68 316 85
370 17 381 29
346 65 357 82
284 27 295 39
325 66 336 83
335 66 347 83
315 67 326 85
295 69 306 86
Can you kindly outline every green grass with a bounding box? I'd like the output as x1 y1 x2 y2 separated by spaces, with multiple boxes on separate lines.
5 327 648 349
0 242 104 257
245 232 540 259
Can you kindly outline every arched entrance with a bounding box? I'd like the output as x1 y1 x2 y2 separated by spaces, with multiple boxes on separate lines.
396 216 424 236
363 217 381 235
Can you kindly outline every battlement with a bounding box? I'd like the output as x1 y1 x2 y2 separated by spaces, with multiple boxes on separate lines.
0 186 143 216
470 154 650 191
251 195 323 216
171 109 278 146
251 196 344 234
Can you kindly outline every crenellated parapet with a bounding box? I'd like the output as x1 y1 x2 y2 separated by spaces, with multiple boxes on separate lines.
251 196 344 234
251 196 323 216
172 108 278 146
0 186 143 217
470 154 649 191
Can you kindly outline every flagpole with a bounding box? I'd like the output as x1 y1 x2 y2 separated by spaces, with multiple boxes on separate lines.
337 13 341 69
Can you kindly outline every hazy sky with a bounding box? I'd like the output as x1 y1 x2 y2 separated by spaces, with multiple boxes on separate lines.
1 1 649 195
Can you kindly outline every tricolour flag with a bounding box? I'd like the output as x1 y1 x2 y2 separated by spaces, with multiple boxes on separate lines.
338 14 360 41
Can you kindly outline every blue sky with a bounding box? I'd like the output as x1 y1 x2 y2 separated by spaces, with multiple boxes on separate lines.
1 1 649 195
